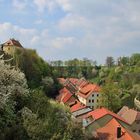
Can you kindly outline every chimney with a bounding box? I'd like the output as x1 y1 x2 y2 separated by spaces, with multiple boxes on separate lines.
117 126 122 139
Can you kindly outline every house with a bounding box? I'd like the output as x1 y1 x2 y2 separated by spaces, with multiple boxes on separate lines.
96 118 140 140
76 83 100 109
83 108 130 133
58 77 101 109
82 107 140 139
118 106 140 135
70 101 92 122
56 87 76 107
1 38 23 55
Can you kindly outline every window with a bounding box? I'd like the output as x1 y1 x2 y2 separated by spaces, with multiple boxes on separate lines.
97 94 99 97
89 99 91 103
92 99 94 103
92 94 94 97
133 130 136 132
97 99 98 102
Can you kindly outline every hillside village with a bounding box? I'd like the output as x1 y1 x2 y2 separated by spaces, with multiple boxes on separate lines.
0 39 140 140
56 77 140 139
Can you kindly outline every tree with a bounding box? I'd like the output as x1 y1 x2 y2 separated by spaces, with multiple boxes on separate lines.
130 53 140 66
119 56 130 66
99 82 121 112
105 56 114 67
12 48 51 88
42 76 62 98
0 58 29 139
22 90 85 140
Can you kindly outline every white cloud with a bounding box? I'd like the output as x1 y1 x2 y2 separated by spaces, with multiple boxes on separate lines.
33 0 56 12
1 0 140 64
51 37 75 49
12 0 28 10
35 19 43 25
0 22 37 47
33 0 71 13
58 14 92 31
56 0 71 11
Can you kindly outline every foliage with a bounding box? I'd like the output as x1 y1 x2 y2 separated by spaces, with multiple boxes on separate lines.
99 82 121 112
12 48 51 88
21 90 85 140
42 76 62 98
0 58 29 139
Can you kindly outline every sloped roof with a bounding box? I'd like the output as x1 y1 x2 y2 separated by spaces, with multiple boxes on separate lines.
65 96 76 106
3 39 23 48
77 84 100 99
85 107 129 124
96 118 140 140
70 101 86 112
68 78 79 85
56 87 72 103
118 106 140 124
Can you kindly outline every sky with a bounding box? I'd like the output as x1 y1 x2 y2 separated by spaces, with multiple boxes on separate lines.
0 0 140 64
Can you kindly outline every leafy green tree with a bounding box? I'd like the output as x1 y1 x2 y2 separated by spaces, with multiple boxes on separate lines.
105 56 114 67
22 90 85 140
0 58 29 139
99 82 121 112
12 48 51 88
130 53 140 66
42 76 62 98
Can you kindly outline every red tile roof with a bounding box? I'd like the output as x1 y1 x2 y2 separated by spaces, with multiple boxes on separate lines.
85 107 129 124
77 84 100 99
96 118 140 140
65 96 76 106
56 87 72 103
70 101 86 112
118 106 140 124
3 39 23 48
68 78 79 85
62 92 72 103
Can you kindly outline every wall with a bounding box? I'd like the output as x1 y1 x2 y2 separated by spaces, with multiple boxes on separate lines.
77 95 86 105
3 45 15 55
131 120 140 135
86 92 100 109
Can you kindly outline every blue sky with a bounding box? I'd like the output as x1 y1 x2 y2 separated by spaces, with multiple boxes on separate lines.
0 0 140 64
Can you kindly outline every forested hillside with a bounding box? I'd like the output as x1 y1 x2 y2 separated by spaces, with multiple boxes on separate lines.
0 48 140 139
50 54 140 112
0 51 85 140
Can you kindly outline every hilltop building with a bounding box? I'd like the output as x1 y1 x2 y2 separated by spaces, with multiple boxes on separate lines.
0 38 23 55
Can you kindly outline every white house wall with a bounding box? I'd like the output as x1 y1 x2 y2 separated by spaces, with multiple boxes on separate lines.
86 92 100 109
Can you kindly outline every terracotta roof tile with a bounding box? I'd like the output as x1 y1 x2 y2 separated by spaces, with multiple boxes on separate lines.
56 87 72 102
85 107 129 124
65 96 76 106
3 39 23 48
77 84 100 99
70 101 86 112
118 106 139 124
96 118 140 140
62 92 72 103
